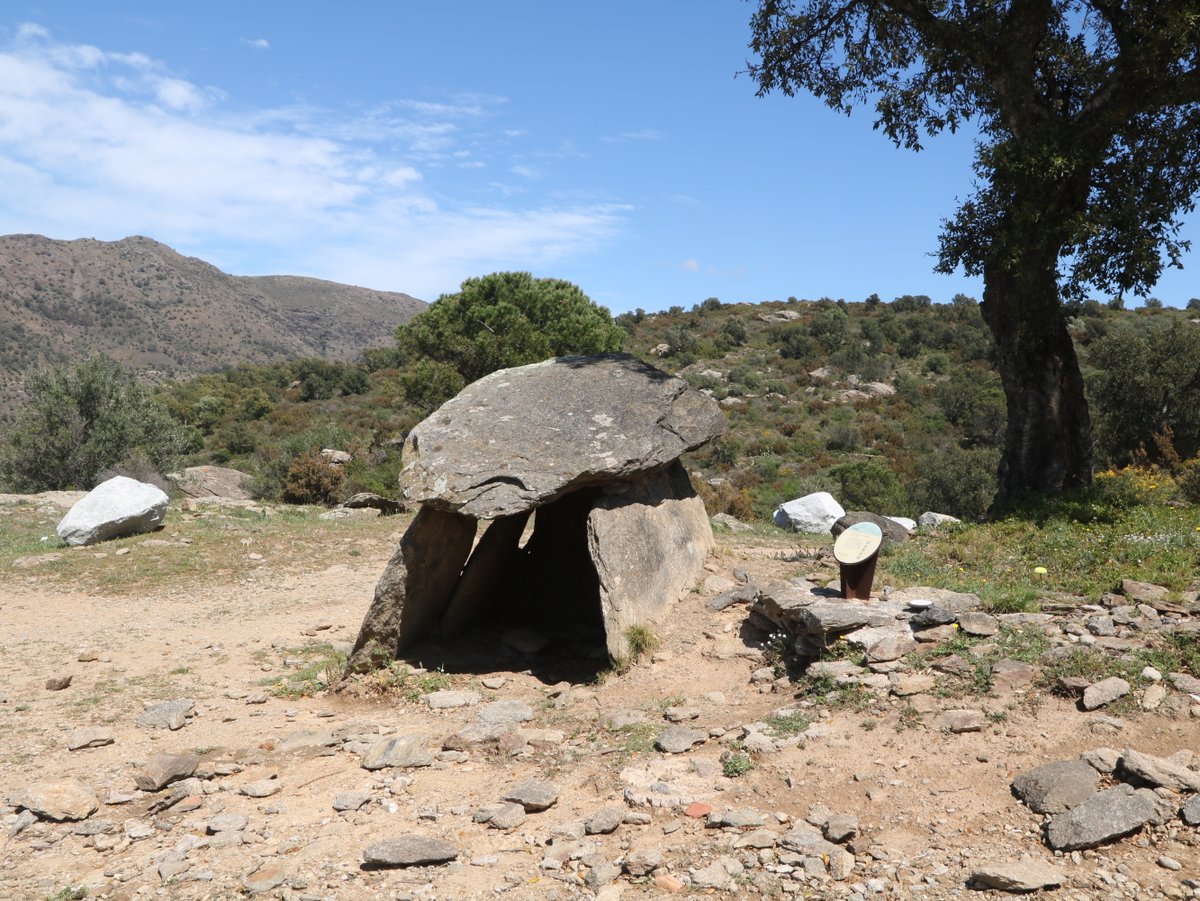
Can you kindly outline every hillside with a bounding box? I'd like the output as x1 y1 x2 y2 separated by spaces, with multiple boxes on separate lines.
0 234 426 414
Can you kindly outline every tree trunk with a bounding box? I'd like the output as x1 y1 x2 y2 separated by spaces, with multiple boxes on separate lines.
980 256 1093 507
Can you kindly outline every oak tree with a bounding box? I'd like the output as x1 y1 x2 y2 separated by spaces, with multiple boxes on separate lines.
749 1 1200 503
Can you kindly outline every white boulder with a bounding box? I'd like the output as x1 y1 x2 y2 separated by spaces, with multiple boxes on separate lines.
886 516 917 531
57 476 169 546
917 511 962 529
774 492 845 534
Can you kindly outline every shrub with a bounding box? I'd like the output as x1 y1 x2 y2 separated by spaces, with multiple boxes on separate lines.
829 461 907 513
1180 458 1200 504
282 452 345 505
0 357 194 491
912 445 1000 519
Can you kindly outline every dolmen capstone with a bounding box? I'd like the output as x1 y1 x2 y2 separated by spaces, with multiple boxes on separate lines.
345 353 726 672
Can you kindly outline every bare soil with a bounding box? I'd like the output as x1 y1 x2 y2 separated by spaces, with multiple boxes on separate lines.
1 506 1198 901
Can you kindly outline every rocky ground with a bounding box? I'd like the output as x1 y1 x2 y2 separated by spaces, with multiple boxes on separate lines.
2 498 1199 900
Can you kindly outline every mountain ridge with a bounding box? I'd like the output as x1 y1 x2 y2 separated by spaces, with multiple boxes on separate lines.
0 234 426 415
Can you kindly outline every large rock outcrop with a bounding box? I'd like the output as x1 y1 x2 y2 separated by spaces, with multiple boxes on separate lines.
347 354 725 671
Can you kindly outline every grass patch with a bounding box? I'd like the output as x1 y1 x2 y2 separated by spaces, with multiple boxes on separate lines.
877 502 1199 607
0 503 400 594
764 710 812 737
722 750 755 778
613 722 659 755
260 642 347 698
800 673 874 711
624 625 660 662
46 888 87 901
1137 632 1200 677
1040 648 1139 693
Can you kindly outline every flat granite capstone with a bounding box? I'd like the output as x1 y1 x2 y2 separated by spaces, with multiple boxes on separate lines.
398 353 725 519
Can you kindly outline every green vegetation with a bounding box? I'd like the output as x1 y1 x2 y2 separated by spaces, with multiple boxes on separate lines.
397 271 624 396
624 625 661 662
260 643 348 698
749 1 1200 505
721 750 755 778
1 356 194 491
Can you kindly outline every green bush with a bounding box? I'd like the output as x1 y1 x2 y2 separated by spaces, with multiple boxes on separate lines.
829 461 907 513
0 357 194 491
1180 459 1200 504
396 272 623 384
912 445 1000 519
282 451 345 505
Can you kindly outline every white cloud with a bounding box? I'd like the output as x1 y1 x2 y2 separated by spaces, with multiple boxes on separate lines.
604 129 666 143
511 164 540 179
241 38 270 50
0 27 627 296
681 258 701 272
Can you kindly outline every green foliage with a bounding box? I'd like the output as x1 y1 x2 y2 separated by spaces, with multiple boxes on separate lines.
397 359 466 417
1087 321 1200 465
624 625 660 661
829 461 906 513
395 272 624 384
721 750 755 778
1 357 193 491
912 446 1000 520
281 451 345 506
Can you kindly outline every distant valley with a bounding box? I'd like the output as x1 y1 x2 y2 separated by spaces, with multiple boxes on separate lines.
0 234 426 415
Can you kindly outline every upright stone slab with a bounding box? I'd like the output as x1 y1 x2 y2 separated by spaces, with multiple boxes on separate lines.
588 461 714 658
439 513 530 638
347 506 477 672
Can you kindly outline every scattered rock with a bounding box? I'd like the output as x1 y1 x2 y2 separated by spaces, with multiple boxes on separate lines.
135 752 200 792
423 690 481 709
1082 677 1130 710
363 834 459 867
361 735 434 770
656 726 706 753
66 726 114 750
1012 760 1099 814
1045 784 1156 851
972 858 1065 892
22 780 98 821
136 698 195 730
585 806 625 835
333 791 373 812
242 864 287 894
1118 747 1200 792
240 777 282 798
502 779 558 812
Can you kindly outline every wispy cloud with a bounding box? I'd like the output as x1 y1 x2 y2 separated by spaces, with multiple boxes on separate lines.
604 129 666 143
681 258 701 272
0 26 626 296
241 37 270 50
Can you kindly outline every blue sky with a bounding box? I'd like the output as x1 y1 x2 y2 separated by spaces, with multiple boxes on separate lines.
0 3 1195 313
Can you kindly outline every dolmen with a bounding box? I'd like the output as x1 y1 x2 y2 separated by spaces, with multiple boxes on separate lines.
345 353 726 672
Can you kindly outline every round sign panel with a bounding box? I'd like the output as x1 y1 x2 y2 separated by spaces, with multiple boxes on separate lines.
833 521 883 565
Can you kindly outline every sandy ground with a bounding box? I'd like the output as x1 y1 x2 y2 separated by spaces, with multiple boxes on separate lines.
1 507 1198 901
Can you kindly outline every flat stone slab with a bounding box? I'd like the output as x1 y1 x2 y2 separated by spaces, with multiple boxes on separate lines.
501 779 559 812
477 700 535 725
135 752 200 792
423 690 481 709
1012 760 1099 814
66 727 115 751
1082 677 1130 710
656 726 706 754
363 834 459 867
136 699 195 730
972 859 1065 892
1045 784 1155 851
22 780 98 821
361 735 434 770
1118 748 1200 792
399 354 725 518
